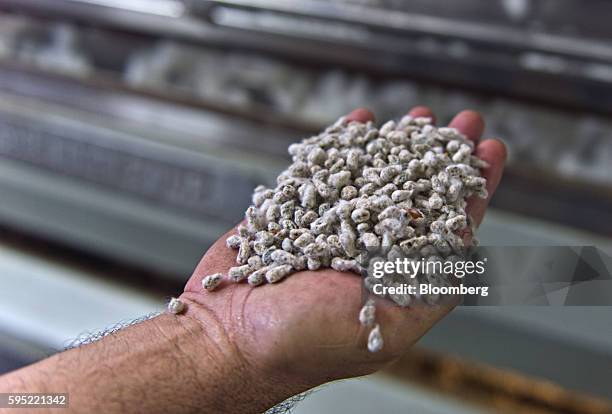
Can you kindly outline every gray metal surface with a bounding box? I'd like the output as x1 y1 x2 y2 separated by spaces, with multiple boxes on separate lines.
4 0 612 113
199 0 612 61
291 376 491 414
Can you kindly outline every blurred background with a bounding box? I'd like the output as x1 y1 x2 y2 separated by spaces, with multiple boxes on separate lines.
0 0 611 413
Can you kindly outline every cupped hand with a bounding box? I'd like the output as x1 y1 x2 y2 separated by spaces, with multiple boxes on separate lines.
179 106 506 392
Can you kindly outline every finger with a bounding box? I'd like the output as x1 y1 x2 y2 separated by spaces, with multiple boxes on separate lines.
408 106 436 124
346 107 375 123
449 110 485 143
467 139 507 226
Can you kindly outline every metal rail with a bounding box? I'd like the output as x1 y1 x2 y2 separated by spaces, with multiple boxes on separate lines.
197 0 612 63
3 0 612 115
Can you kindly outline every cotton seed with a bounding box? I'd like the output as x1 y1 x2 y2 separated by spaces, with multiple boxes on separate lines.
331 257 360 273
368 324 384 353
202 273 223 291
359 299 376 327
351 208 370 223
229 265 251 283
389 286 412 307
226 235 242 249
248 267 269 286
236 239 251 265
341 185 359 200
167 298 185 315
266 264 293 283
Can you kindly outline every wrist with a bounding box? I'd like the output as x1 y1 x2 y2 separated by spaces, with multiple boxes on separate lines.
174 295 308 412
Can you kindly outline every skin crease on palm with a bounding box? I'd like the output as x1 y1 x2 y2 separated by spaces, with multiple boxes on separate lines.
180 106 507 390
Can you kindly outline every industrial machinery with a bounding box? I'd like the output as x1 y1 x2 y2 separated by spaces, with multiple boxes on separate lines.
1 1 611 409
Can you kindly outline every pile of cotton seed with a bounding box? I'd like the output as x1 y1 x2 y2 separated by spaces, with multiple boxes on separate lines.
200 115 488 352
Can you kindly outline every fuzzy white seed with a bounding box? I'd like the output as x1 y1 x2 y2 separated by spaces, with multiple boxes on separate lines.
307 257 321 270
331 257 360 273
168 298 185 315
228 265 251 283
351 208 370 223
367 324 384 352
328 171 351 189
359 300 376 327
247 255 264 270
236 239 251 265
266 264 293 283
389 287 412 307
226 235 242 249
202 273 223 291
248 266 269 286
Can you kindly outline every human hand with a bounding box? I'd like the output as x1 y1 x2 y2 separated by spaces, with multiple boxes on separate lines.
179 106 506 402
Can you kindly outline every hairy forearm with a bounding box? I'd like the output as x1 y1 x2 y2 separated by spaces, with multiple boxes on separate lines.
0 309 300 414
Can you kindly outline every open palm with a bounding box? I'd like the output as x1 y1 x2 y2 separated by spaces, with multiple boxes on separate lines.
180 106 506 389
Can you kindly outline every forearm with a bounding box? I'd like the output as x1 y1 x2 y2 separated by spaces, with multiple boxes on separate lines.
0 309 301 414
